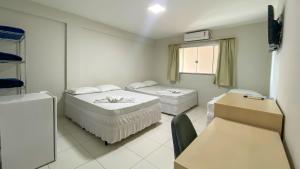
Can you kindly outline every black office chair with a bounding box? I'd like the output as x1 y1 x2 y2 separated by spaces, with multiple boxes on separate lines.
171 113 197 158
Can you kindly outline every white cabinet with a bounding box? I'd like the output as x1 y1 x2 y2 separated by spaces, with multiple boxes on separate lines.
0 92 57 169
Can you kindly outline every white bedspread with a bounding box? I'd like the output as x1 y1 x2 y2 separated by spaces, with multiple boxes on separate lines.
127 85 197 105
66 90 159 116
65 90 161 143
94 96 135 103
126 85 198 115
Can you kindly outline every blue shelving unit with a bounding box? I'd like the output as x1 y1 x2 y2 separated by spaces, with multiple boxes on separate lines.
0 52 23 63
0 26 25 41
0 78 24 89
0 25 26 93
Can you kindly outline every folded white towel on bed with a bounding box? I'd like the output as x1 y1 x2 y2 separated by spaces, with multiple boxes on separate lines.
166 89 182 94
94 96 135 103
156 90 171 95
156 89 182 94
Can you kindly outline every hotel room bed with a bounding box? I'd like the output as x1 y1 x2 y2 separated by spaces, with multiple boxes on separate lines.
65 88 161 144
126 82 198 115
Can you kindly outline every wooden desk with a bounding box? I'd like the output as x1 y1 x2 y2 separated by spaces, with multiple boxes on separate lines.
174 118 290 169
215 93 283 134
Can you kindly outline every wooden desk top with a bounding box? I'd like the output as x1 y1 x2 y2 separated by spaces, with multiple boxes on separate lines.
216 93 282 116
174 118 290 169
214 93 283 134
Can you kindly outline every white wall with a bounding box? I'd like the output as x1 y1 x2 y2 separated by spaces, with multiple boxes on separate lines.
271 0 300 168
153 22 271 106
0 0 154 116
66 25 154 88
269 51 280 98
0 7 65 114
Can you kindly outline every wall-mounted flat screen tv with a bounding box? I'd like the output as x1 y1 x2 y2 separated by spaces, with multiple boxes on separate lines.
268 5 282 51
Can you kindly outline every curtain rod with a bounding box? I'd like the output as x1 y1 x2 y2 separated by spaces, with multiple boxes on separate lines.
173 37 235 46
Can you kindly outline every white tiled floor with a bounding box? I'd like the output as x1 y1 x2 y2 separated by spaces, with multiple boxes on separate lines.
39 106 207 169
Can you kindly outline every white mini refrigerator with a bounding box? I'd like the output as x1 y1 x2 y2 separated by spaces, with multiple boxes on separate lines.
0 92 57 169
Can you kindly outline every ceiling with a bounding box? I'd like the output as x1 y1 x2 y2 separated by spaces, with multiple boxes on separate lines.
29 0 279 39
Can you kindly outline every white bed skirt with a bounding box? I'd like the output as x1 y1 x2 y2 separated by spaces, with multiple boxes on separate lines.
161 96 198 116
65 102 161 144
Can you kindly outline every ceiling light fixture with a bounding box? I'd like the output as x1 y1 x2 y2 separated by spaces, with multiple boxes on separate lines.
148 4 166 14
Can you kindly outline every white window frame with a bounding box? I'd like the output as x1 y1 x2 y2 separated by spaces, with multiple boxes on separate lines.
179 41 219 75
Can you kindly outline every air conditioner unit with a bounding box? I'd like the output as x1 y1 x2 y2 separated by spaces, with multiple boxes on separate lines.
184 30 211 42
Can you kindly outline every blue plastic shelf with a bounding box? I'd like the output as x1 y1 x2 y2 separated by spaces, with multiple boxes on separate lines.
0 25 25 41
0 52 22 62
0 78 24 88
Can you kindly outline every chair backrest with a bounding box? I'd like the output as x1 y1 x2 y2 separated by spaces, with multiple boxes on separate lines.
171 113 197 158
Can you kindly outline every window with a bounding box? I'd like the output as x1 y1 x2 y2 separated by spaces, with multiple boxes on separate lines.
179 43 219 74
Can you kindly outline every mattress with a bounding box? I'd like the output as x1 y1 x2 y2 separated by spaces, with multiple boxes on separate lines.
65 90 161 143
206 89 263 125
127 85 197 105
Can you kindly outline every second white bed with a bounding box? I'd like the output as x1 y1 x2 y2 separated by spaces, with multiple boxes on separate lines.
126 85 198 115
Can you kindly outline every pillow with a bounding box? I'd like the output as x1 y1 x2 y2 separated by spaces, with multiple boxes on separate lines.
66 87 100 95
143 80 158 87
229 89 263 97
95 85 121 92
127 82 146 89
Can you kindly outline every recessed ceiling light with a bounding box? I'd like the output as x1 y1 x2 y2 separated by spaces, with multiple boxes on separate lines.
148 4 166 14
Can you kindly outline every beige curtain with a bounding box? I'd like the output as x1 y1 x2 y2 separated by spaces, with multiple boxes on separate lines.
215 38 236 87
167 44 180 82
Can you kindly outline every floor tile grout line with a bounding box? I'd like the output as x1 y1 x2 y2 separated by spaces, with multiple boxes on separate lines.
59 131 85 147
142 128 172 145
71 138 104 169
95 159 107 169
143 158 164 169
60 119 105 169
123 131 172 168
70 127 118 169
125 140 164 159
122 145 154 169
73 161 93 169
52 142 75 156
145 150 175 169
56 134 82 154
64 117 131 169
73 138 107 169
142 143 165 159
52 143 93 169
130 157 158 169
73 159 106 169
125 145 161 169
